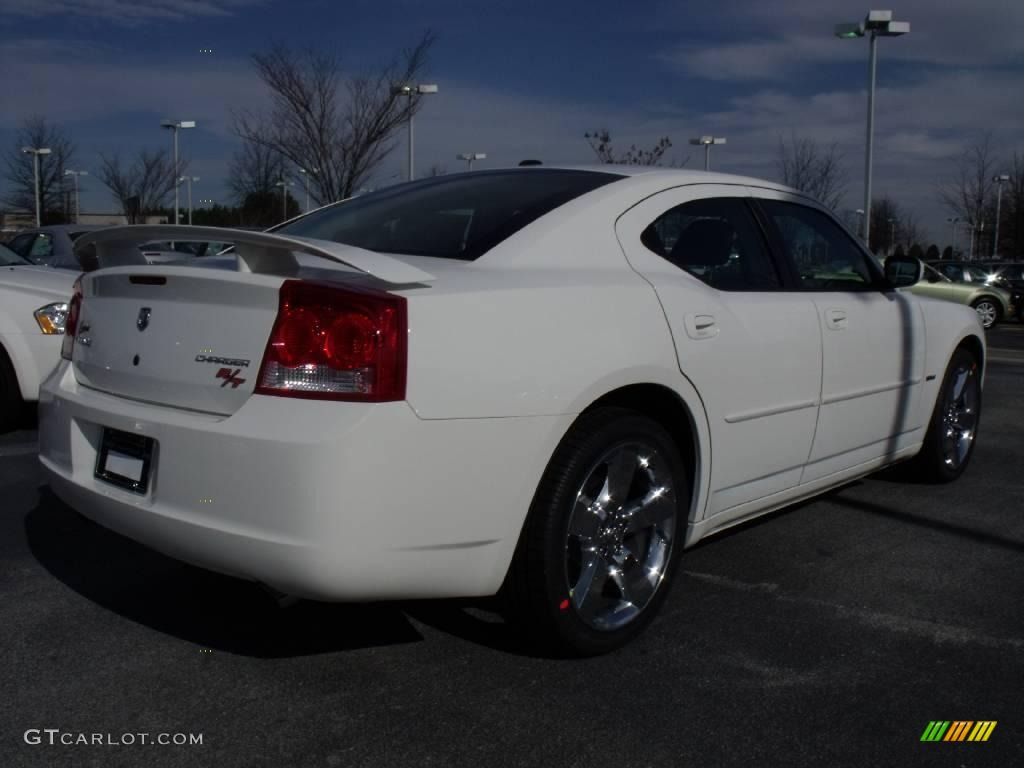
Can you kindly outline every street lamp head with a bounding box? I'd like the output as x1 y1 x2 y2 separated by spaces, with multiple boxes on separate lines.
458 153 487 161
994 174 1010 182
835 22 865 38
179 120 196 129
390 84 412 96
865 10 893 26
22 146 51 155
161 119 196 129
416 84 439 94
877 20 909 36
689 136 726 146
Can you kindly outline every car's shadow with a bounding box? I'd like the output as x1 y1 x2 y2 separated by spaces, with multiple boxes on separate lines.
25 487 541 658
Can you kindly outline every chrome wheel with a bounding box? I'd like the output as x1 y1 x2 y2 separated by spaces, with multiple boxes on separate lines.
564 442 677 632
973 300 998 329
941 361 979 470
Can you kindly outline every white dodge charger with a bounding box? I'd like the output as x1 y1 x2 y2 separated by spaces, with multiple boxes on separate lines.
38 167 984 655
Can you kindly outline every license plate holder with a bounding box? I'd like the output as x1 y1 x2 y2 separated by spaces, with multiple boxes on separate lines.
95 428 154 494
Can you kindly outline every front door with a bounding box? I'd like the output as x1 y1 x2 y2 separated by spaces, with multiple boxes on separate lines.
754 195 927 482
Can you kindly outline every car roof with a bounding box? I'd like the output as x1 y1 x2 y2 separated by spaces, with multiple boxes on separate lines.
511 163 801 193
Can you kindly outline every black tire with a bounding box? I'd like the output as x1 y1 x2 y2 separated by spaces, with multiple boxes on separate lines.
0 345 24 433
503 407 688 656
906 347 981 483
970 297 1001 329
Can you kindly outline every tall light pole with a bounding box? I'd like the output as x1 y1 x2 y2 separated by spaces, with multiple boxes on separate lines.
390 83 438 181
888 216 898 256
63 169 87 224
179 176 199 225
457 152 486 171
947 217 959 257
689 136 726 171
21 147 52 226
836 11 910 246
992 174 1010 260
275 179 294 223
160 119 196 224
297 167 318 212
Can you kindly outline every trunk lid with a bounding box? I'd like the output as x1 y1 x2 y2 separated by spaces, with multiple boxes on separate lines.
73 269 286 415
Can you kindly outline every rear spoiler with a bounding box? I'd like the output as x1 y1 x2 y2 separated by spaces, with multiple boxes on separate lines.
73 225 436 285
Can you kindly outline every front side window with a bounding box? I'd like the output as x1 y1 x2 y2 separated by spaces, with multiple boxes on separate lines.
276 169 622 261
639 197 781 291
761 200 879 291
29 234 53 260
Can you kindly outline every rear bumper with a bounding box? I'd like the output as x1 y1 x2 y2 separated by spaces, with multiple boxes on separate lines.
38 361 571 600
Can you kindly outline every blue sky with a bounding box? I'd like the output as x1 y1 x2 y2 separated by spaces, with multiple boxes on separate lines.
2 0 1022 244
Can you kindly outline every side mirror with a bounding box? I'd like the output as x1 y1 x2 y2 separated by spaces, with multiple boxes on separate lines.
884 255 923 288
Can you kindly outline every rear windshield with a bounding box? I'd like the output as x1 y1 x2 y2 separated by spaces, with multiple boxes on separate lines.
275 169 622 261
0 242 28 266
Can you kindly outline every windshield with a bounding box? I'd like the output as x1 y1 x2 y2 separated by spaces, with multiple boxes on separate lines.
0 242 29 266
275 169 622 261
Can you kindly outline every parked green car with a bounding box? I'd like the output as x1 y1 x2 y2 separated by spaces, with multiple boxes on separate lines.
909 262 1015 329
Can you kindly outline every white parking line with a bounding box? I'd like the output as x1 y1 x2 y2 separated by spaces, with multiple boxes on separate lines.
0 443 37 458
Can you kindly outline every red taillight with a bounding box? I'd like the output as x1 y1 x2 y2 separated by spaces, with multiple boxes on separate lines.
255 280 407 402
60 278 83 361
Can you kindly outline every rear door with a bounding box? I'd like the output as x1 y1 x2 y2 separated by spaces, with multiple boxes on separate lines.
616 185 822 520
754 195 926 482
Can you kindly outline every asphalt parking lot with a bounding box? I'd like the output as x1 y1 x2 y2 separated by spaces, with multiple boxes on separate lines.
2 327 1022 768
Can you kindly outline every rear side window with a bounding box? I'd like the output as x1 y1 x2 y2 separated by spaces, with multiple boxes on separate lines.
276 169 622 261
8 233 35 256
640 197 781 291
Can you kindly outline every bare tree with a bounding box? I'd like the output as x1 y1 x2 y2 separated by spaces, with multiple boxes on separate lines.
901 211 927 254
227 140 286 204
1000 152 1024 259
3 115 77 222
232 33 436 204
584 129 685 166
868 195 901 255
97 149 180 223
776 131 848 210
938 134 999 241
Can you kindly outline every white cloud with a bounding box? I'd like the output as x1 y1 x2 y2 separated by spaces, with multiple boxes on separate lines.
0 0 266 25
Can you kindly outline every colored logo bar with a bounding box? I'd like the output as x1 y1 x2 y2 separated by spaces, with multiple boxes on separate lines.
920 721 997 742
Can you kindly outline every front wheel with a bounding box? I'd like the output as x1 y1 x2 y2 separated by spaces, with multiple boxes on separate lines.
907 347 982 483
504 407 687 655
971 298 1000 329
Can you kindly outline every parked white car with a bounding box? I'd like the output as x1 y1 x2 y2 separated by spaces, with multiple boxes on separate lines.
0 243 75 431
38 167 984 654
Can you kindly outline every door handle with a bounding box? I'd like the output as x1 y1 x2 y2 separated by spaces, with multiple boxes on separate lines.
684 314 718 340
825 308 847 330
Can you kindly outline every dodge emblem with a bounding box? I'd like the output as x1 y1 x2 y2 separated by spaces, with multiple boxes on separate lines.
137 307 152 332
